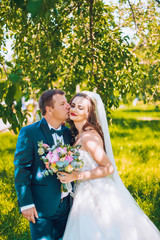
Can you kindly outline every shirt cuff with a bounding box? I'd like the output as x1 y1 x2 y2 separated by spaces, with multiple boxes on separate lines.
61 183 72 199
21 204 35 211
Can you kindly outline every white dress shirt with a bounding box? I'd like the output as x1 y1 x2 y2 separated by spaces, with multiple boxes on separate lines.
48 124 64 145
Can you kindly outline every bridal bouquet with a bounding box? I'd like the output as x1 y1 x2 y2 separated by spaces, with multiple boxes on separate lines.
37 140 83 193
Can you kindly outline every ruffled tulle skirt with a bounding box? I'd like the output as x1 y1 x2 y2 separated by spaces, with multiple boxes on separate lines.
63 177 160 240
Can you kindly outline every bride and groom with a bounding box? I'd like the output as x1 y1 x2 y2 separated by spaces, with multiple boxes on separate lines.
14 89 160 240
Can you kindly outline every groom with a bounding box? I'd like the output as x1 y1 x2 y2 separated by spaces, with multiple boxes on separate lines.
14 89 72 240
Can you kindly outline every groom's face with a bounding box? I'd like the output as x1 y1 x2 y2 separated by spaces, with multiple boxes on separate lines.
50 94 70 121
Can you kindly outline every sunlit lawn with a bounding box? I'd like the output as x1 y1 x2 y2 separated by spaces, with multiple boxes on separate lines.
0 102 159 239
0 133 31 240
110 102 160 228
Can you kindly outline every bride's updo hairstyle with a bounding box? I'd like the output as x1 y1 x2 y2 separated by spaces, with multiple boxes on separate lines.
69 93 105 148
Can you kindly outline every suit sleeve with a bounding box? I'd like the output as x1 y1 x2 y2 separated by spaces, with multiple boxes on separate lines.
14 127 34 207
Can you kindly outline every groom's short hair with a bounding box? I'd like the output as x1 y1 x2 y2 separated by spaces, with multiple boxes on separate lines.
39 89 65 116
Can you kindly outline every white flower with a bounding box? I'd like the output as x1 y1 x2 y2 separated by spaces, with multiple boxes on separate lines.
38 147 45 155
60 157 66 162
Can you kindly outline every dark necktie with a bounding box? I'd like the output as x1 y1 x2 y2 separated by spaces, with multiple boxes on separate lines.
50 128 65 137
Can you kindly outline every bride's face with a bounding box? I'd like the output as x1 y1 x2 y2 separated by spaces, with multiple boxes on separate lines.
70 96 90 122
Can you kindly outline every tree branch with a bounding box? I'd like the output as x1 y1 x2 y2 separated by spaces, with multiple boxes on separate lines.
89 0 94 77
127 0 137 30
0 63 8 77
79 2 89 44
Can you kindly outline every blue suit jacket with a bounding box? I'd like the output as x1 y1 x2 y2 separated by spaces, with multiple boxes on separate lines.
14 118 72 217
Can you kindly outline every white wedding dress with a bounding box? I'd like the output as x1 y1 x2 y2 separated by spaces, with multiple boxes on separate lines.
63 150 160 240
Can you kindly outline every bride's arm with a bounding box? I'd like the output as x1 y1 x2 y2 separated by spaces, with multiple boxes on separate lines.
58 132 114 183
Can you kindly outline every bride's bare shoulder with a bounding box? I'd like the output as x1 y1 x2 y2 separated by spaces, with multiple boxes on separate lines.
81 129 99 139
80 129 103 149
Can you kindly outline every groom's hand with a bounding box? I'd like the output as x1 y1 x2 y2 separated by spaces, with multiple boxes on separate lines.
22 207 38 224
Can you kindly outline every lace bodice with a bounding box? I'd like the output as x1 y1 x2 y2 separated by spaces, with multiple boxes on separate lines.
73 149 99 193
79 149 98 172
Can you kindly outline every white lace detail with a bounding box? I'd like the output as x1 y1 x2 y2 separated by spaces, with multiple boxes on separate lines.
79 150 98 170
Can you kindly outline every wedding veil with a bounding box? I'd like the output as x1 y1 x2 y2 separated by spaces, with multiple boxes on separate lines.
82 91 122 183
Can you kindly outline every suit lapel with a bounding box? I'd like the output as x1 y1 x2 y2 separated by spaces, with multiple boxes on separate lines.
40 118 55 147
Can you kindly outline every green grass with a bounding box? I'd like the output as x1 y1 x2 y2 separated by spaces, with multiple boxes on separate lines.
0 103 160 239
0 133 31 240
111 102 160 120
109 102 160 228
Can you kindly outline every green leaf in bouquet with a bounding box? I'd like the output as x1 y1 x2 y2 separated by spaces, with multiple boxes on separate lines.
48 147 54 151
66 145 71 151
73 155 79 160
56 140 63 147
76 145 81 149
69 147 75 151
61 183 68 192
58 153 63 158
63 161 69 167
42 170 49 177
38 140 44 147
58 167 65 171
73 152 80 156
71 160 78 168
56 161 65 168
44 170 49 176
48 169 54 175
77 162 83 168
51 145 56 150
42 156 48 162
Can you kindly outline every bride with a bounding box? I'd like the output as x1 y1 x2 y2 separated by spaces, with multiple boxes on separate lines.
58 91 160 240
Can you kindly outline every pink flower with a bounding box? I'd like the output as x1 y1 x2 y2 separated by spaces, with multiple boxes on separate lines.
46 151 59 163
43 143 49 148
56 147 67 155
65 155 73 163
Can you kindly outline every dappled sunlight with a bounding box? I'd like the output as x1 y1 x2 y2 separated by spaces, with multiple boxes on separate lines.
36 167 44 180
41 238 50 240
20 185 27 198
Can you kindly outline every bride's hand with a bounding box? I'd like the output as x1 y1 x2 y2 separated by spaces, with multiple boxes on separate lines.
58 171 78 183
